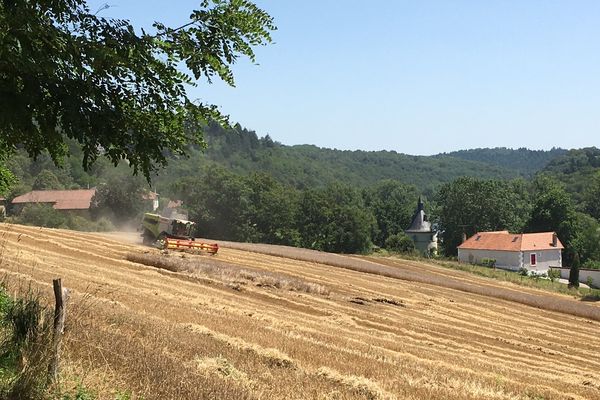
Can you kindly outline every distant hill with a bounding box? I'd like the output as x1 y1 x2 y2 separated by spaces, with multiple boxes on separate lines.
8 120 588 198
540 147 600 201
439 147 568 177
153 122 521 195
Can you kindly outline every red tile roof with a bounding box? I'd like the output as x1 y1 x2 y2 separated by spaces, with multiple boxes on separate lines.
12 189 96 210
520 232 564 251
458 231 563 252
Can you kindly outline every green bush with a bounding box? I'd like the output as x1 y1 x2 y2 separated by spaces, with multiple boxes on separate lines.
548 269 561 282
0 286 9 316
68 216 114 232
385 233 415 253
582 260 600 270
67 216 93 231
0 286 126 399
60 383 96 400
586 276 594 288
18 204 68 228
478 258 496 268
14 204 115 232
0 286 53 400
93 217 116 232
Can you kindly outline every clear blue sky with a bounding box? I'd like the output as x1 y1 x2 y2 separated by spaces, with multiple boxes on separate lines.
90 0 600 155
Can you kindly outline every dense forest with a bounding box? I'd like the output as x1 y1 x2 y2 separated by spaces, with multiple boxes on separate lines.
152 122 526 195
440 147 568 177
538 147 600 203
3 122 600 272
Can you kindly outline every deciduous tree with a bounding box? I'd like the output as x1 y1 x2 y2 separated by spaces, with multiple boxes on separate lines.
297 184 376 254
583 171 600 221
437 177 530 256
364 180 417 247
0 0 275 182
90 175 146 223
385 233 416 253
525 176 579 265
244 173 300 246
32 170 64 190
174 167 251 241
569 252 580 288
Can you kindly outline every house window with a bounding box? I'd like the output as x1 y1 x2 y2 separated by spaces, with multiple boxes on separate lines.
530 253 537 266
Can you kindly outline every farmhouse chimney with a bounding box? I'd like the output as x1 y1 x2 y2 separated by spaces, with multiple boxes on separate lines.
462 233 467 243
552 233 558 247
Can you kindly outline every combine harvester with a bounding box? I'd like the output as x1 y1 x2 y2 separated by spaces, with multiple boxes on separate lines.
140 213 219 255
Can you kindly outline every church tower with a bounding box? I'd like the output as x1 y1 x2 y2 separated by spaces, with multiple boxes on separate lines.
405 197 438 255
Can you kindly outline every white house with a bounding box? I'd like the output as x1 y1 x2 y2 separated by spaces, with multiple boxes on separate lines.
457 231 563 274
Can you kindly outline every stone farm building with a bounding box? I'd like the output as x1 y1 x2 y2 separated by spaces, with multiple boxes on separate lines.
11 189 96 217
457 231 563 274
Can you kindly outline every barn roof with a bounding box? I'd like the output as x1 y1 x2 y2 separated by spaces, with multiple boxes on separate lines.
12 189 96 210
458 231 564 252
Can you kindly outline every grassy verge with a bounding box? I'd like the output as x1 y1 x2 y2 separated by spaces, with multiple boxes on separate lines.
0 283 135 400
382 252 600 301
0 282 54 400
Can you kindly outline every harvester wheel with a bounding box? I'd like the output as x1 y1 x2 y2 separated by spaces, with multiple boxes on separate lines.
156 232 168 249
142 230 154 245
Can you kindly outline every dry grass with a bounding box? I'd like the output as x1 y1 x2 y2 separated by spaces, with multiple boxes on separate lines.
1 224 600 400
125 251 330 296
194 355 253 387
316 367 395 400
216 240 600 321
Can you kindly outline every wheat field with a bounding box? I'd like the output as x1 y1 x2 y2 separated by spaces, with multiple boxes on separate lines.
0 223 599 400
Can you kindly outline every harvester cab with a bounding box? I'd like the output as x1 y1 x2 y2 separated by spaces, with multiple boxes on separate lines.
140 213 218 255
141 213 194 243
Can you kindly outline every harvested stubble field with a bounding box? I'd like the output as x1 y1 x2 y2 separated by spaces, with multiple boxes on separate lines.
1 224 600 400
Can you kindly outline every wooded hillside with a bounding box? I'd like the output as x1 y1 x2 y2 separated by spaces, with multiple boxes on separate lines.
440 147 568 177
4 123 598 264
153 122 565 194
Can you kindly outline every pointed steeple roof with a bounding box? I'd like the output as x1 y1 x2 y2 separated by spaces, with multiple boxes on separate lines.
417 196 424 212
406 196 432 233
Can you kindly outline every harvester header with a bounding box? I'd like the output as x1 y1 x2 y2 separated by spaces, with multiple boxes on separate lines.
164 238 219 255
141 213 218 255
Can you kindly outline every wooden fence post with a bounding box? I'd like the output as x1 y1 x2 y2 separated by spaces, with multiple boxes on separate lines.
49 278 69 383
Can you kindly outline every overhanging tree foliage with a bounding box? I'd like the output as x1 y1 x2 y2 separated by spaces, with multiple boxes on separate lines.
0 0 275 183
